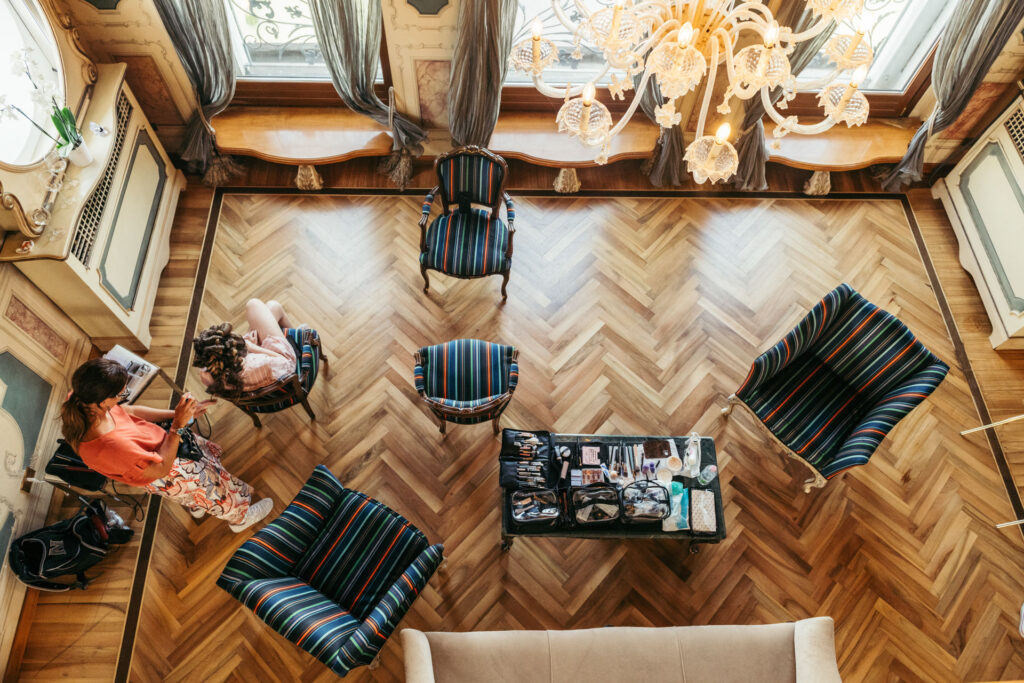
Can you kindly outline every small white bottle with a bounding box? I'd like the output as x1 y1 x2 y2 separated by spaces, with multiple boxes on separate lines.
682 432 701 478
697 465 718 486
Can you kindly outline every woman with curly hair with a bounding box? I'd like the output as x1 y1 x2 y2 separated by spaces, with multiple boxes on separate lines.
193 299 298 392
61 359 273 532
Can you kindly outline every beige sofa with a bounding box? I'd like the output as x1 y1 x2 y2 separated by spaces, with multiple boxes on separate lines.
402 617 841 683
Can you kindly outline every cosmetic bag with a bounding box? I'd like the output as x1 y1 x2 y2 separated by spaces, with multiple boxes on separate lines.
571 484 621 525
621 480 670 522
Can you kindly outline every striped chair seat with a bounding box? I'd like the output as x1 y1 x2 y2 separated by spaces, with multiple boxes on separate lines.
414 339 519 431
420 210 510 277
736 283 948 481
218 466 443 677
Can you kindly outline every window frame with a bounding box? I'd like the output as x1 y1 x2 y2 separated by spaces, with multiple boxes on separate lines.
229 13 394 107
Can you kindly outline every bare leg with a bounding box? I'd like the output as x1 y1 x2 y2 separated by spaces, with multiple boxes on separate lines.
265 299 294 329
245 298 287 343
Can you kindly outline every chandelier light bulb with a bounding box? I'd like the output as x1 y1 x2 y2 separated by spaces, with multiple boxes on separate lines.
582 82 597 106
714 122 731 144
531 17 543 39
763 22 779 47
851 65 869 88
678 22 695 47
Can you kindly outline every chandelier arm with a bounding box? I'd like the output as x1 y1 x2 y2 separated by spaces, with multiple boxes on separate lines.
695 31 721 139
606 68 656 139
713 27 737 90
723 3 773 27
530 61 613 100
790 70 842 92
548 0 579 33
759 88 837 135
786 15 833 44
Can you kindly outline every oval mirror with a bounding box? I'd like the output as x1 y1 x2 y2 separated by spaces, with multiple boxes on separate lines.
0 0 66 168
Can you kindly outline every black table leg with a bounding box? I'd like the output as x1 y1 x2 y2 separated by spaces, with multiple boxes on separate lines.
501 536 514 553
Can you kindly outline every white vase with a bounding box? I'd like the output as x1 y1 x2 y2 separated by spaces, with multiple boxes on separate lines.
68 141 93 167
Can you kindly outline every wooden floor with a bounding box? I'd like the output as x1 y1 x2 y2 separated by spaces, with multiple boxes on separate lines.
10 183 1024 682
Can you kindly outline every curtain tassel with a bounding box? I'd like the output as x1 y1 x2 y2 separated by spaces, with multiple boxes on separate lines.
202 151 244 187
378 148 414 190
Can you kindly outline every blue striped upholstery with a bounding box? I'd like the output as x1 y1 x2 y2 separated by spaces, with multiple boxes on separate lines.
437 153 504 207
218 466 443 677
420 210 509 277
420 148 514 285
736 283 948 479
245 327 321 414
414 339 518 425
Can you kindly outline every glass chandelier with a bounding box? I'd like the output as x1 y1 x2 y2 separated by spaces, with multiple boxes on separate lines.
509 0 873 183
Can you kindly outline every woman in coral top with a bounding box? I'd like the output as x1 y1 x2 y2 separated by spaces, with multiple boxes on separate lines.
61 359 272 532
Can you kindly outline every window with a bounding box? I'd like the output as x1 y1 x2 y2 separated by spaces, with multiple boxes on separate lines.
223 0 383 82
505 0 615 87
798 0 955 93
224 0 328 79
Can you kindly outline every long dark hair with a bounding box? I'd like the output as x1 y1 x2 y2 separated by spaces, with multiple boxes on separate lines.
192 323 247 393
61 359 129 448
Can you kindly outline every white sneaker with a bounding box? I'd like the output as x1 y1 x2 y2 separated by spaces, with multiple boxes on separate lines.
229 498 273 533
189 507 205 519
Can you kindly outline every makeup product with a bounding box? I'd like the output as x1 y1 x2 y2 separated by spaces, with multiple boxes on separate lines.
581 445 600 466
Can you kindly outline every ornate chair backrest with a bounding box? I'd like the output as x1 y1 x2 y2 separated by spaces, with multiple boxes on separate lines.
434 146 508 218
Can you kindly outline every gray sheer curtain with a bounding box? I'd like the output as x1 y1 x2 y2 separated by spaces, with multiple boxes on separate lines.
881 0 1024 191
153 0 238 184
309 0 427 188
448 0 518 147
732 7 834 191
637 74 685 187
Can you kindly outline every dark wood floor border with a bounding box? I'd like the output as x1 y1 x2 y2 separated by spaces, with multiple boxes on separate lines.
110 187 1024 680
898 196 1024 535
113 190 224 683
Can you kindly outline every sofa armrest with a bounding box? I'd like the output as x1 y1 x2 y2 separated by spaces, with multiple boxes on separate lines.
502 191 515 230
332 544 444 673
737 284 854 396
794 617 841 683
413 352 426 395
419 186 439 230
401 629 437 683
823 359 949 479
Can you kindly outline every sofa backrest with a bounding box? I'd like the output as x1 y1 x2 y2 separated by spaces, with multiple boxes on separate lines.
403 618 841 683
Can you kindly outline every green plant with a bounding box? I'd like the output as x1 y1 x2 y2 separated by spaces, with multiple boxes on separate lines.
49 100 82 151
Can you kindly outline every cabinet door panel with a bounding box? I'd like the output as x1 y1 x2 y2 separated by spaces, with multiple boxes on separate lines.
98 128 166 310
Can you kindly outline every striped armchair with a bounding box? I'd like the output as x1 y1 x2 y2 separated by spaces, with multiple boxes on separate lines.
414 338 519 435
419 146 515 301
217 466 443 677
210 327 326 428
723 284 949 492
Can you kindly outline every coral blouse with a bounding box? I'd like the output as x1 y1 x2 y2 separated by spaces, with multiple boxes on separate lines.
78 404 167 487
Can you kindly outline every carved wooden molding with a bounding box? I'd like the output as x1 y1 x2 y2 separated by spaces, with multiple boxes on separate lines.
0 180 39 238
55 10 99 86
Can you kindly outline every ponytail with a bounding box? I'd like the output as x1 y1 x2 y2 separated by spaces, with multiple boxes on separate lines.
60 359 130 448
60 393 90 449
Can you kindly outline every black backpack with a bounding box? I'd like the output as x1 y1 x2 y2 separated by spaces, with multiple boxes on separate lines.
7 499 133 591
45 439 108 492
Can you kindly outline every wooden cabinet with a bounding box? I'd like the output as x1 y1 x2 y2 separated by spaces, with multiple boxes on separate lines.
0 64 185 350
932 98 1024 350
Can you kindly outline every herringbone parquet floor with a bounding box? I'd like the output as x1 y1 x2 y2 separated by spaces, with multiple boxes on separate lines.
117 193 1024 682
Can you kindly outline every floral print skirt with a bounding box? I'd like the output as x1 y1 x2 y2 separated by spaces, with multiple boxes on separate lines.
144 435 252 525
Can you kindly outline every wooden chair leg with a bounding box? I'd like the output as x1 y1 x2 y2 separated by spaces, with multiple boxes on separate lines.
500 270 510 301
492 416 500 435
438 416 446 435
301 396 316 421
245 409 262 429
421 264 430 293
319 352 329 375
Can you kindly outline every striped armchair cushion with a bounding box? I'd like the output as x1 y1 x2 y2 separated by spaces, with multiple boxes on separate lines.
294 488 432 620
246 327 322 414
415 339 518 401
217 466 443 677
437 153 505 208
420 210 510 277
737 283 948 478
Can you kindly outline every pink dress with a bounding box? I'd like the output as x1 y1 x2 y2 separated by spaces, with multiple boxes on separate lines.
200 330 297 392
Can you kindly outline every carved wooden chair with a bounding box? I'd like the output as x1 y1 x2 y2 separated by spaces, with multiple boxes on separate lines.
418 146 515 300
414 338 519 435
212 327 327 428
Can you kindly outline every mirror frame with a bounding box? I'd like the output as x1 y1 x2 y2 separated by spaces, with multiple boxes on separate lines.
0 0 96 236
